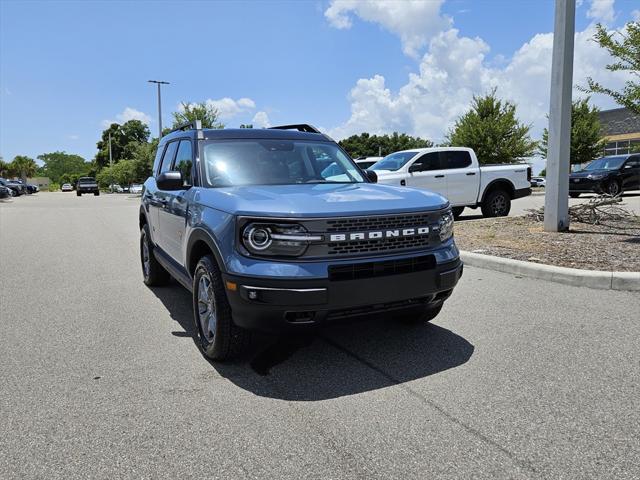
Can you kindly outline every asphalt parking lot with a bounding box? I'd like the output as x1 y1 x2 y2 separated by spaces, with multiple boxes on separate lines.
1 193 639 479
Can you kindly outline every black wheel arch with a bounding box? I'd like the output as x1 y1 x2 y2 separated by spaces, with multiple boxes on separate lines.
186 228 227 277
480 179 516 204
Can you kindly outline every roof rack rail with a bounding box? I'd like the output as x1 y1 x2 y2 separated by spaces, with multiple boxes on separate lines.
167 120 203 139
269 124 321 134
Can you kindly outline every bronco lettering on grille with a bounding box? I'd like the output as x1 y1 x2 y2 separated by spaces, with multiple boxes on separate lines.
329 226 429 242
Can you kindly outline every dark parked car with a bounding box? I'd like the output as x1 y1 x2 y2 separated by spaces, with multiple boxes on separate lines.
0 178 25 196
569 154 640 197
76 177 100 196
0 184 12 199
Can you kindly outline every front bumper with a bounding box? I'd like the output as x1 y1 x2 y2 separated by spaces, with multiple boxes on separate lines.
569 178 604 193
223 257 463 332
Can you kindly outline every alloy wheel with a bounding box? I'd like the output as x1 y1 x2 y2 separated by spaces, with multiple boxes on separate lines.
197 274 217 343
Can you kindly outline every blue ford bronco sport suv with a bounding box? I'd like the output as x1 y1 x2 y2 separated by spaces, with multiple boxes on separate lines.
140 122 462 360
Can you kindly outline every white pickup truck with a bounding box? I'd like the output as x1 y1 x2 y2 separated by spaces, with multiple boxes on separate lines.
370 147 532 218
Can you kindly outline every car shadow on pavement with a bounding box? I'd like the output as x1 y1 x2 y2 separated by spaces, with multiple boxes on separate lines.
150 282 474 401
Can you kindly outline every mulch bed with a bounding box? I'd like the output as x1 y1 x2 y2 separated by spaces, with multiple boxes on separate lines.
454 215 640 272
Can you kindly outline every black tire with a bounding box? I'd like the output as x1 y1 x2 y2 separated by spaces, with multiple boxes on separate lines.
481 189 511 217
192 255 250 361
606 180 622 197
398 304 443 324
140 223 170 286
452 206 465 219
569 193 580 198
77 192 81 196
94 191 100 196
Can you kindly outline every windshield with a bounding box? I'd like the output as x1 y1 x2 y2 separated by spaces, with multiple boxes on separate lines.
202 140 365 187
78 177 95 183
583 157 626 171
370 151 418 171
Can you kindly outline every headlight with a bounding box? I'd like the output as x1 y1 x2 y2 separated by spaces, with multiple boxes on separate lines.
240 222 322 257
438 210 454 242
587 174 605 180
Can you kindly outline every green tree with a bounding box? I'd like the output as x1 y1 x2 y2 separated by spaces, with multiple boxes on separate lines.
539 98 606 166
95 120 150 168
37 151 90 184
446 89 537 164
339 132 433 158
582 22 640 114
96 159 137 187
9 155 38 181
129 138 159 181
0 157 9 177
172 102 224 129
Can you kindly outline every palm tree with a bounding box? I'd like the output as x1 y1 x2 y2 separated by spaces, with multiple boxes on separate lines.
10 155 38 182
0 158 9 177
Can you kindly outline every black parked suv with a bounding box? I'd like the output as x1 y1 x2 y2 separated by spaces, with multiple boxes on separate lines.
76 177 99 196
569 154 640 197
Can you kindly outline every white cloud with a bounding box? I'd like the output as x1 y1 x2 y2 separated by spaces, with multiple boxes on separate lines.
252 111 271 128
587 0 615 24
68 134 79 140
325 0 450 57
202 97 256 120
102 107 151 128
329 11 631 143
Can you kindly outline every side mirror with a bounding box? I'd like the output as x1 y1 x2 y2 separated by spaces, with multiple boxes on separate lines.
157 171 184 190
364 170 377 183
409 164 422 173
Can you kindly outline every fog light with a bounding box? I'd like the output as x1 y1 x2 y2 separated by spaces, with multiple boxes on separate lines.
248 290 258 300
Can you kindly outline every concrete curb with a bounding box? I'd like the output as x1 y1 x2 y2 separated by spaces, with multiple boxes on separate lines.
460 251 640 292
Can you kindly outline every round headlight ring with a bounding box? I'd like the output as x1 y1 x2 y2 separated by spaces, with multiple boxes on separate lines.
245 226 272 251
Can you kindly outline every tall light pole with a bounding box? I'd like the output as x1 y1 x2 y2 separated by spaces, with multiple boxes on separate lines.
544 0 575 232
148 80 170 138
109 132 113 190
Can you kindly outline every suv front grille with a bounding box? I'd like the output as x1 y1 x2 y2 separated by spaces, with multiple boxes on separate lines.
325 213 432 232
328 255 436 281
328 234 431 255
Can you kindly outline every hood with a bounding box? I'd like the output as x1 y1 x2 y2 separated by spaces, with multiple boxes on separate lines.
570 169 613 178
194 183 448 218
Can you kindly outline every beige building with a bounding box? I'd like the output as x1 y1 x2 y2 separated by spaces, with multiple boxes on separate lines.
27 177 50 189
599 107 640 155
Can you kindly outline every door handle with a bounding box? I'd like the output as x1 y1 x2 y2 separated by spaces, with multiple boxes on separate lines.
435 175 445 178
466 172 476 176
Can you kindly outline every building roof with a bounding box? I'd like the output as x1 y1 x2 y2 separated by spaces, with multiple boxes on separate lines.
598 107 640 136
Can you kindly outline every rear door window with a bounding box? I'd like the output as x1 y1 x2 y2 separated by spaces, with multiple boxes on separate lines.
442 151 472 169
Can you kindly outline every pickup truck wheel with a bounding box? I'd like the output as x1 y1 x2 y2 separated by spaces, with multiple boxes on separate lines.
569 193 580 198
77 192 81 196
140 224 170 286
398 304 443 323
94 191 100 196
192 255 250 361
481 189 511 217
452 207 464 219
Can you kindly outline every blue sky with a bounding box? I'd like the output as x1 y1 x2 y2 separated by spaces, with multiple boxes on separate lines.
1 0 638 164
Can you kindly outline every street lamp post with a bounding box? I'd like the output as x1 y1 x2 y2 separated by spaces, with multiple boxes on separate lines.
109 132 113 191
148 80 170 138
544 0 575 232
